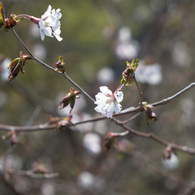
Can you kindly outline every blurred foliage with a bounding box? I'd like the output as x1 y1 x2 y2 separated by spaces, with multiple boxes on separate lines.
0 0 195 195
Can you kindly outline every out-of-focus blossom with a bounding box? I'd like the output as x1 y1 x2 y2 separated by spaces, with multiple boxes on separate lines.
83 133 101 154
41 183 55 195
115 42 139 60
94 86 123 118
0 154 22 170
0 58 11 82
118 27 132 42
97 67 115 84
32 43 47 60
29 23 40 38
162 146 179 170
135 61 162 85
78 171 104 191
77 172 95 189
180 98 195 127
162 152 179 170
115 26 139 60
38 5 62 41
172 41 191 67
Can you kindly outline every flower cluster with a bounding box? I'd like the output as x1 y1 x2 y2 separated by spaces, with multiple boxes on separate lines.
94 86 123 118
38 5 62 41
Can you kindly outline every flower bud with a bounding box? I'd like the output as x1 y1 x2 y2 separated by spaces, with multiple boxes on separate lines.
121 59 139 86
0 2 5 30
8 51 30 80
103 132 119 151
49 115 72 130
58 87 80 113
54 56 65 73
142 102 157 125
2 131 18 146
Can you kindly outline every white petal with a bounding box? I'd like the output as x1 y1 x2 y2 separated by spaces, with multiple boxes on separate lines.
99 86 112 95
114 102 122 114
39 29 45 41
114 91 124 103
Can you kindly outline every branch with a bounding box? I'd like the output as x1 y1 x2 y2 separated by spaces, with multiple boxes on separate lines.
12 28 95 103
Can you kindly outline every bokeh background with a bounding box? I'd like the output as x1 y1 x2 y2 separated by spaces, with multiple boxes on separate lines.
0 0 195 194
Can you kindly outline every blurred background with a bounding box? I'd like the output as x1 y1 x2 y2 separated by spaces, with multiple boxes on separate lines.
0 0 195 194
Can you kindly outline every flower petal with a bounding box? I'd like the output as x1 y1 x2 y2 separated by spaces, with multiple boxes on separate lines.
99 86 112 95
114 91 124 102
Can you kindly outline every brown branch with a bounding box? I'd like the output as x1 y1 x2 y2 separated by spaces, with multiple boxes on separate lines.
0 123 56 132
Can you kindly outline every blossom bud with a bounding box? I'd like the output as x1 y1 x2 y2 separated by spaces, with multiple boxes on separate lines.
8 51 30 80
54 56 65 73
142 102 157 125
49 115 72 130
2 131 18 146
58 87 80 113
103 132 119 151
0 2 5 30
121 59 139 86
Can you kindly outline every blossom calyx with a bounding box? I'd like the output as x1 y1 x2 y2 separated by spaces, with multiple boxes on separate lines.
2 131 18 146
0 3 18 31
8 51 30 80
49 115 72 130
142 102 157 124
121 59 139 86
58 88 80 113
54 56 65 73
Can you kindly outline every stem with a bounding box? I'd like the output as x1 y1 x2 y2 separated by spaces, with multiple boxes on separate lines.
134 77 143 104
151 82 195 107
12 28 95 103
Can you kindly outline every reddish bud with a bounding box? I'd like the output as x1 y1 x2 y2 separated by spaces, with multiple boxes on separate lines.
54 56 65 73
0 2 5 30
2 131 18 146
121 59 139 86
8 51 30 80
58 87 80 113
142 102 157 125
103 132 119 151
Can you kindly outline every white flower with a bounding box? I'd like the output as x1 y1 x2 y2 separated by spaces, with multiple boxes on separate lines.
94 86 123 118
39 5 62 41
162 153 179 170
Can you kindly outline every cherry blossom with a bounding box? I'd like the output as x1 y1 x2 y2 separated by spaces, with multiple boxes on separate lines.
39 5 62 41
94 86 123 118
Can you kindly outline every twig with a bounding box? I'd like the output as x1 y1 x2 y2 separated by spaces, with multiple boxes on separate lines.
12 28 95 103
151 82 195 107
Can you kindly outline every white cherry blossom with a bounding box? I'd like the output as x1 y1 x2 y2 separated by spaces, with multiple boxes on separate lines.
39 5 62 41
94 86 123 118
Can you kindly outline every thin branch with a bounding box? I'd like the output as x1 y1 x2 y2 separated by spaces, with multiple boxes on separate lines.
12 28 95 103
0 123 56 132
134 77 143 104
151 82 195 107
